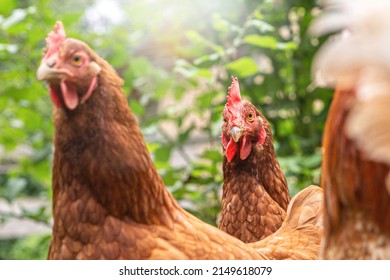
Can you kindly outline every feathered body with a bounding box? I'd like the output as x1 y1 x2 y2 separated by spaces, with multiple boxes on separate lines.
312 0 390 259
320 88 390 259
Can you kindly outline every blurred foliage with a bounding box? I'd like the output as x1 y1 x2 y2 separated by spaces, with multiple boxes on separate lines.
0 234 51 260
0 0 332 259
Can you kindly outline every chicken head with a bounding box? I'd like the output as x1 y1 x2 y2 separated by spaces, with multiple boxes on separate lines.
37 21 101 110
221 77 267 162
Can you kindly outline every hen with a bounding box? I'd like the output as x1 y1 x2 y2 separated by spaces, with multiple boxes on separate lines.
311 0 390 259
218 77 290 242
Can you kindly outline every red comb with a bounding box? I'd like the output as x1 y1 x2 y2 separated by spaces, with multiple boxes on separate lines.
227 76 242 108
44 21 66 59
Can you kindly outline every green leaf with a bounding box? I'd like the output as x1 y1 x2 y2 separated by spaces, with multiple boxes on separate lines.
185 30 224 52
130 56 152 77
301 153 322 168
196 92 212 108
154 78 172 99
179 125 194 144
244 34 298 51
0 234 51 260
0 0 16 16
211 117 223 138
277 41 298 50
225 56 258 78
195 68 213 79
111 52 130 68
59 12 83 27
278 119 295 136
174 59 198 78
193 53 221 68
161 169 177 186
243 34 278 49
146 142 159 153
201 150 222 162
154 161 171 170
129 100 144 116
154 146 172 163
248 19 275 33
21 206 49 222
4 177 27 201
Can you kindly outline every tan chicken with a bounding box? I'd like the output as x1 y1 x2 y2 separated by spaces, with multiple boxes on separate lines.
311 0 390 259
37 21 322 260
218 77 290 242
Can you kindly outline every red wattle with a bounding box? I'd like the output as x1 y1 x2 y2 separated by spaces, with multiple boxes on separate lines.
60 79 79 110
221 133 229 149
49 85 61 108
226 138 238 163
239 134 252 160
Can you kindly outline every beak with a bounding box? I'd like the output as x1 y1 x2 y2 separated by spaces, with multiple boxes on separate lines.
230 126 244 142
37 62 57 81
36 57 73 81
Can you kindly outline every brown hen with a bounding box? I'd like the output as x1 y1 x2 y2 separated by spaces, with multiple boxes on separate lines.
311 0 390 259
218 77 290 243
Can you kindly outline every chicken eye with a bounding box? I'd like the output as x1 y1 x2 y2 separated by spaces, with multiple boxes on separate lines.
71 54 83 66
248 112 254 122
